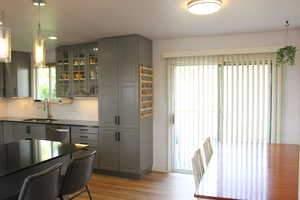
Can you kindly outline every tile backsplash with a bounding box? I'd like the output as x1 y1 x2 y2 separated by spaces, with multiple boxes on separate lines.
4 98 98 121
0 99 7 117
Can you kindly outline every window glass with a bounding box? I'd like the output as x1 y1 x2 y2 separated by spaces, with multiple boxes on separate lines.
35 66 56 100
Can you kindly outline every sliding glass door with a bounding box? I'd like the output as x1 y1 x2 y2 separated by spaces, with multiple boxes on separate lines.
168 53 279 172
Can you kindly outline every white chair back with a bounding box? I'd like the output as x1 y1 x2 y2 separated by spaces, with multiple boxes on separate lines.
191 148 205 189
203 137 213 165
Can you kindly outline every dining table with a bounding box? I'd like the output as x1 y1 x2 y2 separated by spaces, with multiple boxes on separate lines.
0 139 88 200
195 142 299 200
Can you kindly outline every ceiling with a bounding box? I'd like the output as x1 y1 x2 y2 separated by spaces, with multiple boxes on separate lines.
2 0 300 51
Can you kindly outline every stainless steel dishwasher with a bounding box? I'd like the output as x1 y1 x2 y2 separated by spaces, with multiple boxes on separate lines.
46 125 70 143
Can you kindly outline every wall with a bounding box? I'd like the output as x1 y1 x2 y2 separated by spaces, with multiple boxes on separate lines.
5 98 98 121
153 29 300 171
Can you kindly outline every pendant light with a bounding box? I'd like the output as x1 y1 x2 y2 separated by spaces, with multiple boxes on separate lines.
33 0 45 67
0 10 12 63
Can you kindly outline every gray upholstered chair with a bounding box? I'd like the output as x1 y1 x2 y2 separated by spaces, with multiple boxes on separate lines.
58 151 96 200
7 163 63 200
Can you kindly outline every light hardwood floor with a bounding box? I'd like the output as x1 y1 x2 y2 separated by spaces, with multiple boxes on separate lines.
77 172 198 200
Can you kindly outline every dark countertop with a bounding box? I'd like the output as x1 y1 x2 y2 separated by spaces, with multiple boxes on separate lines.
0 117 99 127
0 139 88 177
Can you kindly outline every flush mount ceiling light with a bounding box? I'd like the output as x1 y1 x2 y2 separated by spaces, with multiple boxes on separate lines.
187 0 223 15
33 0 47 7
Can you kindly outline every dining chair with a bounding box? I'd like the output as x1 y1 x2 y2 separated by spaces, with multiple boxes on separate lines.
191 148 205 189
203 137 213 165
58 150 96 200
9 162 63 200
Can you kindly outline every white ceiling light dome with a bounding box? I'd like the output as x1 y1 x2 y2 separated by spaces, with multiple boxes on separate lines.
188 0 223 15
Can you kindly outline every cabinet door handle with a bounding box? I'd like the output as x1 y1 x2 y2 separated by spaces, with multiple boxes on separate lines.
26 126 31 134
80 129 89 132
114 116 118 125
118 132 121 141
117 116 120 125
80 135 88 139
114 132 118 141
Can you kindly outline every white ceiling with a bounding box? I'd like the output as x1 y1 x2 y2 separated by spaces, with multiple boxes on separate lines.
1 0 300 51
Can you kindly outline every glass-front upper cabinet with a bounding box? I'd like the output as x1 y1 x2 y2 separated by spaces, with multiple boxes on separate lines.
55 43 99 97
56 47 72 97
87 45 99 96
72 45 89 96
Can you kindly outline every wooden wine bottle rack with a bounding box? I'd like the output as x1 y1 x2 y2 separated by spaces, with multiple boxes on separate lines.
139 65 153 119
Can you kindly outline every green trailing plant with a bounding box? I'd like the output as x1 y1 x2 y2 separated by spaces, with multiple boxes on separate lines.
276 45 297 66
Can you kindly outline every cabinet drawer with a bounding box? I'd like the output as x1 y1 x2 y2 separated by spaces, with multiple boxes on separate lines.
71 138 97 147
72 133 98 141
71 126 98 134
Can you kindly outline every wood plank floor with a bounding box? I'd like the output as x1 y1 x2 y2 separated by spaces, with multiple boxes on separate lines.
77 172 198 200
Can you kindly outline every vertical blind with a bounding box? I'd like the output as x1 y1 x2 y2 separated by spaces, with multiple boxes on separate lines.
167 56 219 171
167 53 282 171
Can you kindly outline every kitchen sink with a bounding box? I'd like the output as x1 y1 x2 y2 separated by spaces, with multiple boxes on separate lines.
23 118 59 123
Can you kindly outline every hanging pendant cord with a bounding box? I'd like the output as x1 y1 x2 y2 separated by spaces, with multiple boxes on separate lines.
38 3 41 40
285 20 289 46
1 10 4 26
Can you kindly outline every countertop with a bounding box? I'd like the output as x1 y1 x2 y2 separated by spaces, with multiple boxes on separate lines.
0 117 99 127
0 139 87 177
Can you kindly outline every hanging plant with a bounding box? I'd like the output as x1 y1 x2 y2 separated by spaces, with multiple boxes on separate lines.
276 21 297 66
276 45 297 65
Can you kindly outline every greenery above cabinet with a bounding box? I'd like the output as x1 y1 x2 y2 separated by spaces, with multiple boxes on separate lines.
56 43 99 98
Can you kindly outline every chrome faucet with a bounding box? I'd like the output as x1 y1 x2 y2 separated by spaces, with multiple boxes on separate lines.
44 99 53 119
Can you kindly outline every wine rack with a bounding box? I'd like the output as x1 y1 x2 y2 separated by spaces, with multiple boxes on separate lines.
139 65 153 119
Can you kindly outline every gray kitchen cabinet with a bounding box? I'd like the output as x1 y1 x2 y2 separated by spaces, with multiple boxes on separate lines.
4 51 31 98
3 122 46 144
56 43 99 98
98 38 118 127
29 124 46 140
97 35 153 178
3 123 28 143
70 126 99 169
56 47 72 98
98 128 119 171
117 37 139 129
0 64 4 97
0 122 3 144
119 129 138 174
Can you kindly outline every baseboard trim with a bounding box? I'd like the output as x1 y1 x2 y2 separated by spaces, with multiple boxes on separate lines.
94 169 146 179
152 168 169 173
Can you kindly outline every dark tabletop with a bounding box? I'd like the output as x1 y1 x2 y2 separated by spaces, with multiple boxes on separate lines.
0 139 88 177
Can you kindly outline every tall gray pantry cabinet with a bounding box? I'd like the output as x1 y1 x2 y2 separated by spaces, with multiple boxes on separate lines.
97 35 153 178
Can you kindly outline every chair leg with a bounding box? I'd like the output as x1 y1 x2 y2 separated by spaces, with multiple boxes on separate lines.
58 195 66 200
85 185 93 200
